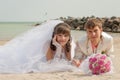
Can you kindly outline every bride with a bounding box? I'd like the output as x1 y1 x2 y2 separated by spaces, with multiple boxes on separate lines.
0 20 78 73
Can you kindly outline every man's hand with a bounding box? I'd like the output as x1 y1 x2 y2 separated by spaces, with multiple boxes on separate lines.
72 59 81 67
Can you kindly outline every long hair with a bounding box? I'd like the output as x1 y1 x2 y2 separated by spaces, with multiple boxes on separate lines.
50 23 72 60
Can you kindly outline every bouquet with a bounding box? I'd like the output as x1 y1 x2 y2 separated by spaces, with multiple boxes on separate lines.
89 53 111 75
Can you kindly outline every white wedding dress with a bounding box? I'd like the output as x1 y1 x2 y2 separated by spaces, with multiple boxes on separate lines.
0 20 79 73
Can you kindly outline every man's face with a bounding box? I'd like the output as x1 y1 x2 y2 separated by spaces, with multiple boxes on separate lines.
86 26 102 42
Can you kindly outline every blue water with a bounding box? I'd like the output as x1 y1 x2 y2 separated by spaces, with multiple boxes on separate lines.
0 22 38 40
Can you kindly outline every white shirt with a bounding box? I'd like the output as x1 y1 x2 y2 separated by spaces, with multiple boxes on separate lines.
74 32 114 60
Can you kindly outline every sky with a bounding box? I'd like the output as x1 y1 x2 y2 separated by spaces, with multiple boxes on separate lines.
0 0 120 22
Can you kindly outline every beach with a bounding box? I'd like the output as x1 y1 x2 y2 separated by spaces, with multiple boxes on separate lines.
0 30 120 80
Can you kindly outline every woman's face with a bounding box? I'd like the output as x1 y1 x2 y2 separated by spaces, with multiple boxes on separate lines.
86 26 102 42
56 33 70 47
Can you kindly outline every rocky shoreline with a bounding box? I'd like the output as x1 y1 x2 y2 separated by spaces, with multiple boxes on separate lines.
58 16 120 33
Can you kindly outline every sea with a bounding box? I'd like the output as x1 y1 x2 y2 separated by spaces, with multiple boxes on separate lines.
0 22 119 41
0 22 39 40
0 22 87 41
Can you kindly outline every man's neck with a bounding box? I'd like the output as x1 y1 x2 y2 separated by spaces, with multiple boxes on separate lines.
91 39 100 47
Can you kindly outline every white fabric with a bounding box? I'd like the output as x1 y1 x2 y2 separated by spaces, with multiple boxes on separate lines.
53 40 76 60
75 32 114 59
0 20 78 73
52 39 63 59
74 32 114 74
80 54 114 75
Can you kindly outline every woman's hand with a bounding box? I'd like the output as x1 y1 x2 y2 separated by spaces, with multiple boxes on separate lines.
52 35 62 58
52 35 61 48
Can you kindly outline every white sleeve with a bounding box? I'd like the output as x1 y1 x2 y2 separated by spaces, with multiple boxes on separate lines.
71 40 76 59
74 41 85 60
106 37 114 55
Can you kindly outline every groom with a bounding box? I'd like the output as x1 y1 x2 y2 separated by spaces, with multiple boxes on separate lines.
72 18 114 67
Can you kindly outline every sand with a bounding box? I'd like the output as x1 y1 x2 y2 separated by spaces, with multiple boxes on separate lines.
0 31 120 80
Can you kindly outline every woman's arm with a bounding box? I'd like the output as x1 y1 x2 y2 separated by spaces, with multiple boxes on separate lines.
46 47 54 61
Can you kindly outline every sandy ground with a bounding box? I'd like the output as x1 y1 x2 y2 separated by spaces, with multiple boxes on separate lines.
0 30 120 80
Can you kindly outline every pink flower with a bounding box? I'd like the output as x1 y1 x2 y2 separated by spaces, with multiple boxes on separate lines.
100 69 105 73
98 59 104 65
89 63 93 70
95 54 101 57
89 54 111 75
100 55 106 60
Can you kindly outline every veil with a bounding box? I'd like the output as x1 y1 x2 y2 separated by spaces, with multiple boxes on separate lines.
0 20 79 73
